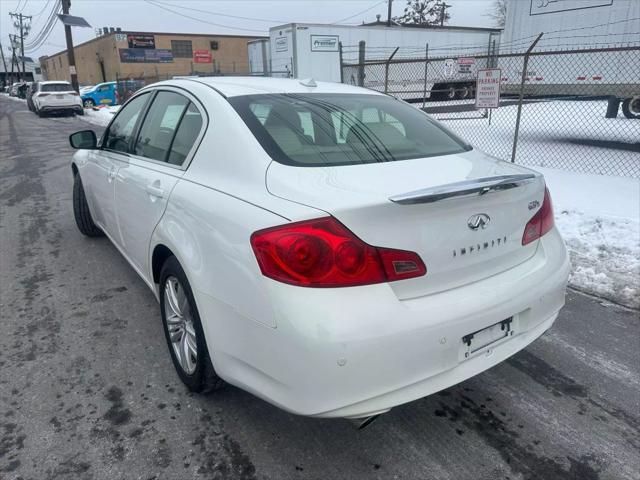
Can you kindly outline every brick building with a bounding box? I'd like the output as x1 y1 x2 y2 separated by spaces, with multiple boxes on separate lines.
40 30 265 86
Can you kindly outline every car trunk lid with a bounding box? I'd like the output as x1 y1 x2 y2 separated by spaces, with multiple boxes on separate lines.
266 150 545 299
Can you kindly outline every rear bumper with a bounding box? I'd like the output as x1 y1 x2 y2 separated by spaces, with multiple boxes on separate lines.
40 104 83 113
196 228 570 418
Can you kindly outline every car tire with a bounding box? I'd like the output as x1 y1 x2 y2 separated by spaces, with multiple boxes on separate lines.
83 99 95 108
622 97 640 119
77 109 84 116
72 174 103 237
159 256 224 394
37 109 45 118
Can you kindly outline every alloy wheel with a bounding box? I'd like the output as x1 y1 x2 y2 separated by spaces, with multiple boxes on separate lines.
163 276 198 374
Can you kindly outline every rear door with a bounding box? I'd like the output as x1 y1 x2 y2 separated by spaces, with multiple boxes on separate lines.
113 89 206 280
83 92 152 239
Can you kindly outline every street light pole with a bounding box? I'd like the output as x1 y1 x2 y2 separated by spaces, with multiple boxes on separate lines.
61 0 79 91
386 0 393 27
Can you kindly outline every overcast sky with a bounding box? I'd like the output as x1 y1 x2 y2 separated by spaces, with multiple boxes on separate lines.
0 0 496 60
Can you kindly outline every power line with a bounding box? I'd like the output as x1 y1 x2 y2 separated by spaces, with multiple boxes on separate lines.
143 0 269 34
30 0 53 18
150 0 288 23
331 0 386 24
24 0 61 52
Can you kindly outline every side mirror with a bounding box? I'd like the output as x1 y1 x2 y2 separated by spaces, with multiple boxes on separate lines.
69 130 97 150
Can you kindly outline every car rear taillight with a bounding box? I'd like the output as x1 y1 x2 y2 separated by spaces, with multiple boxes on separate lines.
522 186 554 245
251 217 426 287
71 92 80 96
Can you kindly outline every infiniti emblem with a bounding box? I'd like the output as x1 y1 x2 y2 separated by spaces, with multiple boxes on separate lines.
467 213 491 230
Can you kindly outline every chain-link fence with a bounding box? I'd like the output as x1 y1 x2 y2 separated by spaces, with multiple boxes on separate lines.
341 43 640 178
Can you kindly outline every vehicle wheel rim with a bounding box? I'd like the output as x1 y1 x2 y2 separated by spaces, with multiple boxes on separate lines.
164 276 198 374
447 87 456 99
84 100 93 107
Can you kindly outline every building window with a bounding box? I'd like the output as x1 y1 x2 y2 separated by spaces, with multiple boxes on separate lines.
171 40 193 58
210 41 219 50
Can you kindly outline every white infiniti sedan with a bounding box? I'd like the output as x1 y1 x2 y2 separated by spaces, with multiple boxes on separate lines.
68 77 569 427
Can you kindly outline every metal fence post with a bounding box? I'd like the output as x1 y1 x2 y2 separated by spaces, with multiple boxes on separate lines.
338 42 344 84
384 47 399 94
422 43 429 109
511 33 543 163
357 40 366 87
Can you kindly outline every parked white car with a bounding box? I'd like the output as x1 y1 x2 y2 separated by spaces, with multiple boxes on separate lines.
33 81 83 117
68 77 569 427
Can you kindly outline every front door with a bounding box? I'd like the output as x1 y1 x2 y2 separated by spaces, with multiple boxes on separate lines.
90 91 152 243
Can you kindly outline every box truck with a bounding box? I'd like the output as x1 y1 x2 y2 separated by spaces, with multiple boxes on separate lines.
248 39 271 75
263 23 500 99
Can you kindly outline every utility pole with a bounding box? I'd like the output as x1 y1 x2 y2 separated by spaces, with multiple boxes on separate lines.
386 0 393 27
61 0 79 91
9 12 32 77
8 35 22 83
439 2 451 26
0 42 8 87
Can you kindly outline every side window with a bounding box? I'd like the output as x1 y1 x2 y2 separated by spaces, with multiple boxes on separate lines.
250 103 271 125
297 111 315 141
382 112 407 136
103 92 150 153
167 103 203 166
361 107 381 123
134 91 189 162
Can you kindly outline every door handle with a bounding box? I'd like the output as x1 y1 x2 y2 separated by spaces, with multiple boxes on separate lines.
145 183 165 199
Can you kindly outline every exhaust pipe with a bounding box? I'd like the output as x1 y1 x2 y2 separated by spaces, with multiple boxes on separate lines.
347 414 382 430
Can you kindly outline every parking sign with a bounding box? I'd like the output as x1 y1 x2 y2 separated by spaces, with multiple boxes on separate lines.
475 68 501 109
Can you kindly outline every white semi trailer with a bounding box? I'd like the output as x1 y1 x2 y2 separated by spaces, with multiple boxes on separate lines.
500 0 640 118
260 23 500 99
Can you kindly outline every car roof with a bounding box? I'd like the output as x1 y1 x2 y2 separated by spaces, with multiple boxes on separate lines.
179 76 383 98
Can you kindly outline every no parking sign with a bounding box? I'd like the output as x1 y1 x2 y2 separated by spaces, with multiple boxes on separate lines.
476 68 502 109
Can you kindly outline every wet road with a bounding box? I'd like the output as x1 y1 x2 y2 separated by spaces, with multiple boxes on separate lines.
1 95 639 480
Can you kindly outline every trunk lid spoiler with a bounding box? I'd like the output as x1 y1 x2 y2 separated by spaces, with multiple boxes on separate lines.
389 173 540 205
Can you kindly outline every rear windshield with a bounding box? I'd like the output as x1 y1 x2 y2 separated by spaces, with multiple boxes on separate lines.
228 93 470 167
41 83 73 92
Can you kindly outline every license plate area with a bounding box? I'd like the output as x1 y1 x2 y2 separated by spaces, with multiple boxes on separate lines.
461 317 513 359
56 94 63 99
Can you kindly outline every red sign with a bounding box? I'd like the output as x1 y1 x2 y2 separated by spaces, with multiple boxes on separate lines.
193 50 212 63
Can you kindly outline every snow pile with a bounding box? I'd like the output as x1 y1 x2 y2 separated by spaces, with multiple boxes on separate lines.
81 105 120 127
535 167 639 309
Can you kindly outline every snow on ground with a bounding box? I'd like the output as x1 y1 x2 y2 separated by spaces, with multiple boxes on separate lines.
534 167 639 309
3 93 25 103
440 100 639 178
80 105 120 127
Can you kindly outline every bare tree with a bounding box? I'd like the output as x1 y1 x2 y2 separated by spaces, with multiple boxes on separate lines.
395 0 451 26
486 0 507 28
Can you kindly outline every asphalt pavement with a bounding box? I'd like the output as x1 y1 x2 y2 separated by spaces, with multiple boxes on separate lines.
1 95 639 480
